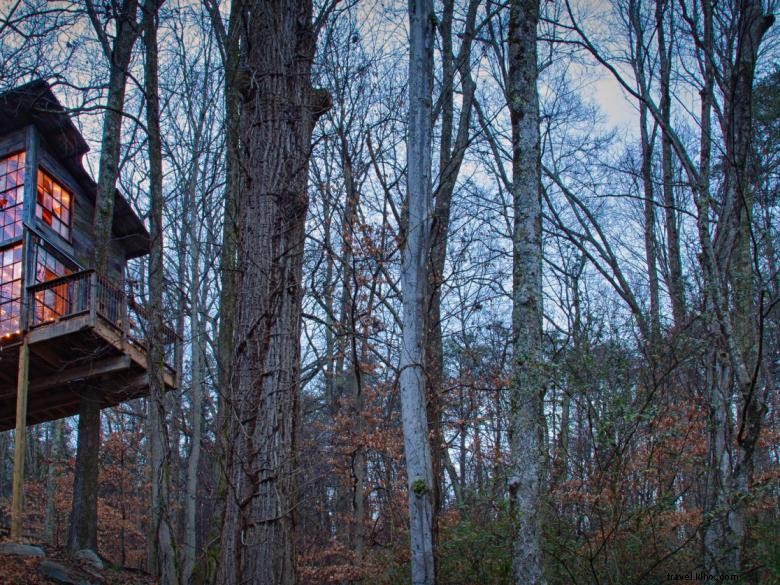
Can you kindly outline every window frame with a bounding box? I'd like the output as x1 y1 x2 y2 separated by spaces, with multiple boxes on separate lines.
35 166 74 242
0 150 27 244
0 242 23 336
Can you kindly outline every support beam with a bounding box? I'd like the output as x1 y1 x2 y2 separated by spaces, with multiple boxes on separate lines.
30 355 132 392
11 337 30 540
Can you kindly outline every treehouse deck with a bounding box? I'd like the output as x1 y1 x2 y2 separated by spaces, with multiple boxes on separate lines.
0 270 176 431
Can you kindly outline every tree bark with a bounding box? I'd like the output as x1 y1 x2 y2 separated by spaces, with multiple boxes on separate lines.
181 83 207 585
401 0 436 582
143 0 178 581
68 0 140 555
507 0 546 583
655 0 686 328
216 0 326 583
44 419 62 545
628 0 661 340
424 0 479 531
204 1 242 577
67 392 100 552
703 0 774 574
89 0 140 271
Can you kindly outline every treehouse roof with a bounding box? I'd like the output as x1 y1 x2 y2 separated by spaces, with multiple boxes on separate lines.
0 79 150 259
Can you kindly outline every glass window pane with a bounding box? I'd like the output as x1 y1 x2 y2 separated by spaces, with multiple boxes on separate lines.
36 169 72 239
0 152 25 245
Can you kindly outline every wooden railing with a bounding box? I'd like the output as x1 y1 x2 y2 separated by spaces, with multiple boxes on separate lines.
27 269 92 327
27 270 177 367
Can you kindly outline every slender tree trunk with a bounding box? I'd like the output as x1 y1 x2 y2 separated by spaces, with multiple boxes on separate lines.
401 0 436 582
182 133 205 585
144 0 178 581
205 1 242 578
507 0 546 583
44 419 62 545
704 0 774 574
337 136 369 555
655 0 685 328
90 0 140 270
216 0 327 582
628 0 660 340
423 0 479 545
68 0 140 554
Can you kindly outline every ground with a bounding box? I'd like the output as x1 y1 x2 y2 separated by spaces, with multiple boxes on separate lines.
0 538 155 585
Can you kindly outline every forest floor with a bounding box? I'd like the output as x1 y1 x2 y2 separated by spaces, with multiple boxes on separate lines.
0 537 155 585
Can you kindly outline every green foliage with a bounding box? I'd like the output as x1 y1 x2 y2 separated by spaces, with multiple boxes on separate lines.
754 519 780 585
411 478 429 496
364 504 513 585
437 509 513 585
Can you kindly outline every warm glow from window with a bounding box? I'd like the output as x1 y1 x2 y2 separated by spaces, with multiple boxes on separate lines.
36 168 72 239
0 243 22 335
34 244 73 322
0 151 25 242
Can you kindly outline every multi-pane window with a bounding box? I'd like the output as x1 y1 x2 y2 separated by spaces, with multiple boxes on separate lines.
0 152 25 242
0 244 22 335
34 245 73 323
36 168 71 239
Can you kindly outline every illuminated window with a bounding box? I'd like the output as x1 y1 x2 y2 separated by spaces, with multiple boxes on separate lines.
0 243 22 335
0 152 25 242
36 168 72 239
34 245 73 322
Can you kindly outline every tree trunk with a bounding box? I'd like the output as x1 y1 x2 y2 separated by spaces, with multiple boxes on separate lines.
423 0 479 545
67 393 100 552
216 0 326 582
204 1 242 578
704 0 774 574
89 0 140 271
628 0 660 341
655 0 686 328
401 0 436 582
181 89 206 585
144 0 178 580
507 0 546 583
44 419 62 545
68 0 140 555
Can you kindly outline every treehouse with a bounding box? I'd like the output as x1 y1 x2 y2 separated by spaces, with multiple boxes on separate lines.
0 80 176 433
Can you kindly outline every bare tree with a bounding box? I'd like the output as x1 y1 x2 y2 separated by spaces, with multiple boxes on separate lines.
508 0 545 583
400 0 436 582
68 0 141 554
216 0 329 582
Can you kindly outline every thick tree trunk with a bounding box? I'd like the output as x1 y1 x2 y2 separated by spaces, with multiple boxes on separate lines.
216 1 326 583
401 0 436 582
507 0 546 583
67 393 100 552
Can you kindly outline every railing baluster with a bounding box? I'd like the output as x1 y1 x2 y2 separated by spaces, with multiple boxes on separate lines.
89 272 97 325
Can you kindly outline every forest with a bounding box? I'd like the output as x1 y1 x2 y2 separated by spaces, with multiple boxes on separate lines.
0 0 778 584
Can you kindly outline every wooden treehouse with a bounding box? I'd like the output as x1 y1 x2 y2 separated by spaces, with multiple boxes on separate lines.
0 80 177 436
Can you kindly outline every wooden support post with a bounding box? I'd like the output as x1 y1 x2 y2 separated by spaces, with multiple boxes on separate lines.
11 337 30 540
